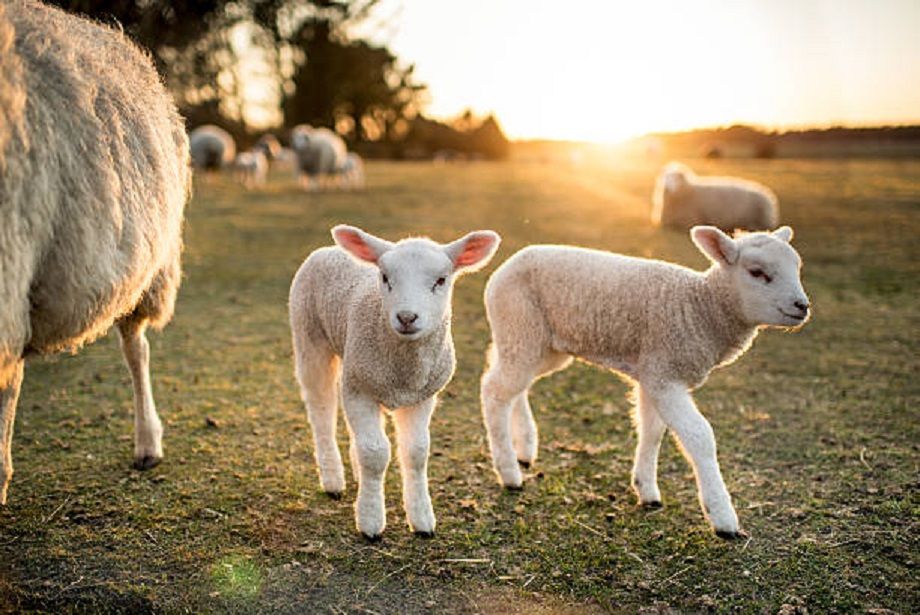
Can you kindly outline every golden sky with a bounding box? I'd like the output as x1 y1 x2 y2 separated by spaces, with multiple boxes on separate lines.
365 0 920 142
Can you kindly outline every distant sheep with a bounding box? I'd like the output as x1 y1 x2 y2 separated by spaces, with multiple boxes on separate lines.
0 1 190 502
652 162 779 231
290 226 500 539
190 124 236 172
255 133 282 161
480 226 809 538
290 124 347 190
234 150 268 189
338 152 365 189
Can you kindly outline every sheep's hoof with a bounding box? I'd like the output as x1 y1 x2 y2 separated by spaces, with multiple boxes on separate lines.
324 490 343 501
641 500 663 509
517 460 532 469
504 483 524 492
715 528 750 541
133 455 162 471
414 530 435 539
361 532 382 543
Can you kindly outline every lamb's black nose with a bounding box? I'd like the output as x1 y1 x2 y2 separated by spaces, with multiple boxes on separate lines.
397 311 418 326
794 300 810 313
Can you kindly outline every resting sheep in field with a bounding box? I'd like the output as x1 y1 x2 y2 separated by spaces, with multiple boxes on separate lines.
480 226 810 538
234 149 268 189
0 0 190 503
290 124 347 190
290 226 500 539
189 124 235 173
652 162 779 231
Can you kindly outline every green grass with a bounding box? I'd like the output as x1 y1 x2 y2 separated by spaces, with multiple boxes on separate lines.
1 156 917 613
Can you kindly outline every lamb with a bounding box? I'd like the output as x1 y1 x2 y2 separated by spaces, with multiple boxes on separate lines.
290 124 347 190
652 162 779 231
234 149 268 189
289 225 500 539
0 0 190 503
189 124 236 172
338 152 365 189
480 226 809 538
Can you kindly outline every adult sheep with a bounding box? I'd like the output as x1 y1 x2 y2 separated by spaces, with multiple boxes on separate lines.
290 124 347 190
190 124 236 172
0 0 190 503
652 162 779 231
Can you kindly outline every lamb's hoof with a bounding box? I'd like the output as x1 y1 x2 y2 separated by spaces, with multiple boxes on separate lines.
133 455 162 471
641 500 663 509
414 530 435 539
517 460 532 469
715 528 750 541
324 491 343 501
504 483 524 492
361 532 382 543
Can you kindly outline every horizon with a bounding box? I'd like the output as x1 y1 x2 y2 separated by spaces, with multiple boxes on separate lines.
355 0 920 144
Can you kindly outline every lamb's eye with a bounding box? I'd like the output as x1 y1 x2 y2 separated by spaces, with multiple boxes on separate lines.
432 277 446 292
748 268 772 283
381 273 390 287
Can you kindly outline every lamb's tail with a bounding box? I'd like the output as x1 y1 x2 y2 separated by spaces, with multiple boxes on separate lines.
0 4 26 172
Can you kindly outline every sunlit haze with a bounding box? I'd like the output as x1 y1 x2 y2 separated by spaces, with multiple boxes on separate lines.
357 0 920 142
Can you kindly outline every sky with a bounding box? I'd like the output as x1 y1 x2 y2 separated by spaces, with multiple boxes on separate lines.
359 0 920 142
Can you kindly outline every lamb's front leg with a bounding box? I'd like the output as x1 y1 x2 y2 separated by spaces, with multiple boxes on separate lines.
393 397 436 536
643 382 743 538
631 385 666 507
118 319 163 470
511 391 538 468
0 360 24 505
343 389 390 540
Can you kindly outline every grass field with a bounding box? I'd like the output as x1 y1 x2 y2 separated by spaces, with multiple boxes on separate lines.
1 155 917 613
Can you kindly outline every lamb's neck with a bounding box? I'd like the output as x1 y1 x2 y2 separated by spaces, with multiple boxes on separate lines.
695 267 758 367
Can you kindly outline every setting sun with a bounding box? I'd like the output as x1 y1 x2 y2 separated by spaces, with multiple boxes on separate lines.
371 0 920 142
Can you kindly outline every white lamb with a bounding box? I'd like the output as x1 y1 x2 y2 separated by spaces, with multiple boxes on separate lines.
289 225 500 539
338 152 365 189
652 162 779 231
480 226 810 538
1 1 189 502
189 124 236 172
290 124 347 190
234 149 268 189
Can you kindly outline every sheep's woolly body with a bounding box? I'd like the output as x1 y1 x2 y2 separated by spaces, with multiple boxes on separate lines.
189 124 236 170
486 246 756 388
0 0 189 364
290 246 455 410
0 1 189 500
652 162 779 231
291 125 347 178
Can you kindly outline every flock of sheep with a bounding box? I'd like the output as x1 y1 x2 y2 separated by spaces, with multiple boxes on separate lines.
190 123 365 191
1 0 809 547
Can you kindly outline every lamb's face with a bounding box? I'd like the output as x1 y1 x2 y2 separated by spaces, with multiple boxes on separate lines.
331 225 501 342
692 225 810 328
377 243 456 340
732 231 810 328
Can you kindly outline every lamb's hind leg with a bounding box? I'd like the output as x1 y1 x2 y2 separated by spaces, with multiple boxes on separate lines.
510 391 537 467
294 341 345 497
0 360 24 504
632 385 666 507
117 318 163 470
482 355 540 489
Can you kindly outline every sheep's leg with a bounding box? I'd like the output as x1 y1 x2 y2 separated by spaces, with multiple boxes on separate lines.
632 385 666 507
0 360 24 505
645 383 742 538
393 397 436 536
118 319 163 470
510 391 538 467
296 347 345 497
343 389 390 539
482 361 534 489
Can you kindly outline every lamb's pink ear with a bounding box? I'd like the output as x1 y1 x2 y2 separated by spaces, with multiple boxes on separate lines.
773 226 794 243
691 225 739 266
444 230 501 273
331 225 393 264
